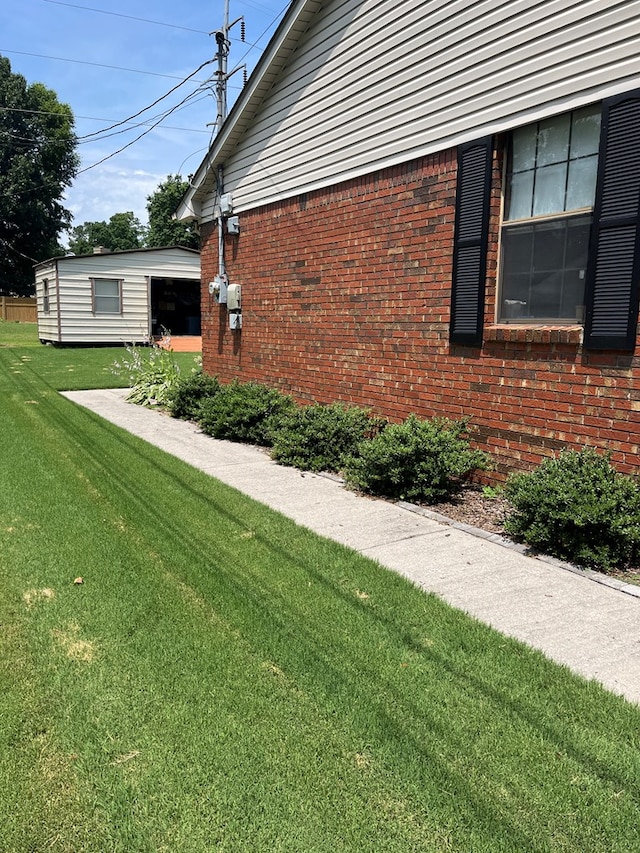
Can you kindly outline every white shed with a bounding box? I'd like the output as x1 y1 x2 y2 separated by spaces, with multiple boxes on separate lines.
35 246 201 345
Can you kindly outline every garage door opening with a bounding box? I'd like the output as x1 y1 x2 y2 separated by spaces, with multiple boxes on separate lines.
150 277 201 337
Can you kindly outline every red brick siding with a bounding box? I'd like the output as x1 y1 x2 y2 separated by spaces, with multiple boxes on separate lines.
200 147 640 479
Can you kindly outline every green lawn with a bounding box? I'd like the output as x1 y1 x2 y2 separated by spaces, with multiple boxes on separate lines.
1 323 640 852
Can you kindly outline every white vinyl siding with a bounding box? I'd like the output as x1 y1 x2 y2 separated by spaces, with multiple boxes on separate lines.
203 0 640 218
35 262 59 341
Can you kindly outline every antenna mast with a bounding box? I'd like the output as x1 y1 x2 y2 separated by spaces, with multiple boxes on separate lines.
211 0 246 135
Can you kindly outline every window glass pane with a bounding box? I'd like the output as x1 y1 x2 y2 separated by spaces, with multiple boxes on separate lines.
501 226 532 318
532 221 565 271
507 170 534 220
559 269 587 320
530 270 563 317
95 296 119 313
501 279 530 319
564 216 591 268
565 155 598 210
536 114 570 166
502 225 533 275
500 216 590 321
533 163 566 215
570 106 601 158
512 125 537 172
94 278 119 297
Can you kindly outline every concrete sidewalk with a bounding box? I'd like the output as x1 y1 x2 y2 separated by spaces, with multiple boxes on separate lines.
63 388 640 706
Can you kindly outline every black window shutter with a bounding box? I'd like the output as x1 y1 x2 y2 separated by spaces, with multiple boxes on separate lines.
449 137 492 346
584 90 640 351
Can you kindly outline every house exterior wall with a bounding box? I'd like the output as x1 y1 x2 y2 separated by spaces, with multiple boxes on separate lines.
35 249 200 344
200 144 640 479
202 0 640 220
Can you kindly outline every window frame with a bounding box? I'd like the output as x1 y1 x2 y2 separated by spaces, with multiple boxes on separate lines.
42 279 50 314
91 277 123 315
497 105 601 325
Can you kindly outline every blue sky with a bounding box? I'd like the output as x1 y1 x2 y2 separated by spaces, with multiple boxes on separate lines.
1 0 289 237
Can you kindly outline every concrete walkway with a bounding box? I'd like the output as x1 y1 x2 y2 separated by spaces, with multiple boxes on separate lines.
63 388 640 706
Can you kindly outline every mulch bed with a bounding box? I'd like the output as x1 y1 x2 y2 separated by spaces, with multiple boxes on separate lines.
427 485 640 585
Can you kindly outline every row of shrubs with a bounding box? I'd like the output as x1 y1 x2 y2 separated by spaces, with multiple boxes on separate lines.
122 353 640 574
165 371 490 505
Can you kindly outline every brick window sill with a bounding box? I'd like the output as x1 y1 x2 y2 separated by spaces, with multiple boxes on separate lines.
484 325 583 345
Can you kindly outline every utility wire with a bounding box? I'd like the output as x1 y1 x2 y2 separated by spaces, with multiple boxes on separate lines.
42 0 210 34
0 237 38 264
77 58 214 140
1 2 292 214
76 88 205 175
0 48 205 83
78 95 212 144
0 105 211 134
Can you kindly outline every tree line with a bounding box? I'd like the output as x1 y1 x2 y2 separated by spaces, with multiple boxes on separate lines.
65 176 199 257
0 55 199 297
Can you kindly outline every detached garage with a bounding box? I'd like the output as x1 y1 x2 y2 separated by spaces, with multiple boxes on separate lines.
35 246 201 345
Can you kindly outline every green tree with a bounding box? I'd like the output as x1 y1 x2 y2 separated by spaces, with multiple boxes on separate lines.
0 55 78 295
146 175 199 250
66 211 146 255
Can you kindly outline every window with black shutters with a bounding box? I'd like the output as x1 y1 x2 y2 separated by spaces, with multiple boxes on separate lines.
450 90 640 350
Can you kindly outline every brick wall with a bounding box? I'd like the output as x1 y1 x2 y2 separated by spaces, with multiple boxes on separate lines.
200 146 640 479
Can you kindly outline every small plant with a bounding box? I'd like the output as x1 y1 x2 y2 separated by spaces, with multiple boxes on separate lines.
270 402 386 472
343 414 490 503
167 370 220 421
112 341 181 407
197 380 295 446
482 484 504 499
504 447 640 572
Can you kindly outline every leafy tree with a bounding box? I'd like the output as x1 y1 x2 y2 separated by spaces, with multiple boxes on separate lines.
0 55 78 295
146 174 199 250
66 211 146 255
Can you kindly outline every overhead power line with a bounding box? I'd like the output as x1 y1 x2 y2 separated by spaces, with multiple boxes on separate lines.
0 106 211 138
0 106 220 133
76 88 206 175
78 95 212 144
42 0 210 34
0 48 207 83
77 58 214 140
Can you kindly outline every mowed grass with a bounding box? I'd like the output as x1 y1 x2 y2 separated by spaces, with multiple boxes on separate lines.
1 325 640 852
0 321 198 389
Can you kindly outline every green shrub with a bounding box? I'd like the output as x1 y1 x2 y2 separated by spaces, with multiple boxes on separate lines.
504 448 640 572
270 402 386 472
197 380 295 446
112 343 181 408
167 370 220 421
343 414 489 503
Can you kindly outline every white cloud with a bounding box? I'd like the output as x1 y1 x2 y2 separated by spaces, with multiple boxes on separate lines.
64 164 166 229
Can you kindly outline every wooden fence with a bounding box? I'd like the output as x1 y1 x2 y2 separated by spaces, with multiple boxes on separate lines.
0 296 37 323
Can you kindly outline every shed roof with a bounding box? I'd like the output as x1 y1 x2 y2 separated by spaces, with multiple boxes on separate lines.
35 245 200 270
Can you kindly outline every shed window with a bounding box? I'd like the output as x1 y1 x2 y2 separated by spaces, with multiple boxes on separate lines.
42 279 50 313
499 105 601 322
93 278 122 314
